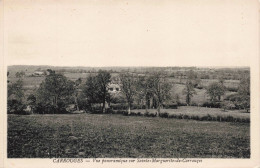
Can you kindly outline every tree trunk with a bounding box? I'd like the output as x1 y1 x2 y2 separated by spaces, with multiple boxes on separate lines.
145 97 148 113
54 96 58 108
127 103 131 115
102 98 106 113
74 95 79 111
186 94 190 106
157 103 161 117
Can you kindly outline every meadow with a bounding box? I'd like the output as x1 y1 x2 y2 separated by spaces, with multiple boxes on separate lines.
130 106 250 123
8 113 250 158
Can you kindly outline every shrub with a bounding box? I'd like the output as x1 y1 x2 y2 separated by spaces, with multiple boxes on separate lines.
190 102 198 107
183 115 189 119
165 103 178 109
144 111 149 117
110 104 127 110
196 86 204 89
159 112 169 118
131 104 146 110
226 87 238 92
202 102 222 108
7 99 26 114
178 102 187 106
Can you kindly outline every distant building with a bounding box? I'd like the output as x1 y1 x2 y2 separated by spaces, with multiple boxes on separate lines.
108 83 121 93
33 71 45 76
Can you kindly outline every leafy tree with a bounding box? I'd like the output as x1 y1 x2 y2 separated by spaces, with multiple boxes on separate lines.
7 77 25 114
96 70 111 113
82 71 111 113
8 79 24 101
27 94 37 112
238 74 250 112
174 94 180 105
182 70 200 105
27 94 36 105
150 72 172 116
74 78 82 111
47 69 55 75
183 80 196 106
206 82 225 103
136 74 154 112
218 75 225 85
82 74 102 111
15 71 25 78
186 70 201 87
36 71 75 113
119 73 137 115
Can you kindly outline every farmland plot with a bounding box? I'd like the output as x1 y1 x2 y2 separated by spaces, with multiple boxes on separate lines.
8 114 250 158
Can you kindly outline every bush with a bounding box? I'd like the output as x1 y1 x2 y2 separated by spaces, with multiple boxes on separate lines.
7 99 26 114
202 102 222 108
34 103 69 114
165 103 178 109
226 87 238 92
177 102 187 106
159 112 169 118
131 104 146 110
110 104 127 110
196 86 204 89
190 102 199 107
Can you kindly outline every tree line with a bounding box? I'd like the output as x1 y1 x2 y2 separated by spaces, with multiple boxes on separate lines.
7 69 250 115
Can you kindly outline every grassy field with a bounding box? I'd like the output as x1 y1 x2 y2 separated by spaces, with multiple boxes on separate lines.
8 114 250 158
131 106 250 122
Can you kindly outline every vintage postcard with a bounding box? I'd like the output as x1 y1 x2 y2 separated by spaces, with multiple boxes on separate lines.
0 0 259 168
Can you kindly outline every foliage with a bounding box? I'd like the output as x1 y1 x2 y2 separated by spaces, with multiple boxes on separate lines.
237 74 250 112
119 73 137 114
8 79 24 101
136 74 155 111
223 74 250 112
206 82 225 102
15 71 25 78
131 106 250 123
8 78 25 114
150 72 172 116
96 70 111 113
81 71 111 112
82 74 101 109
182 70 200 105
36 71 75 113
186 70 201 87
183 80 196 105
7 99 26 114
202 101 222 108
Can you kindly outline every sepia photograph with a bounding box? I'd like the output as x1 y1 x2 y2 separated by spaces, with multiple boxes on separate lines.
7 65 250 158
1 0 259 167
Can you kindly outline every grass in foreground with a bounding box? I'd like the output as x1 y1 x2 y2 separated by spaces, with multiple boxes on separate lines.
8 114 250 158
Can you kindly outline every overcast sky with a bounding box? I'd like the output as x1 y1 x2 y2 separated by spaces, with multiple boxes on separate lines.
4 0 258 67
